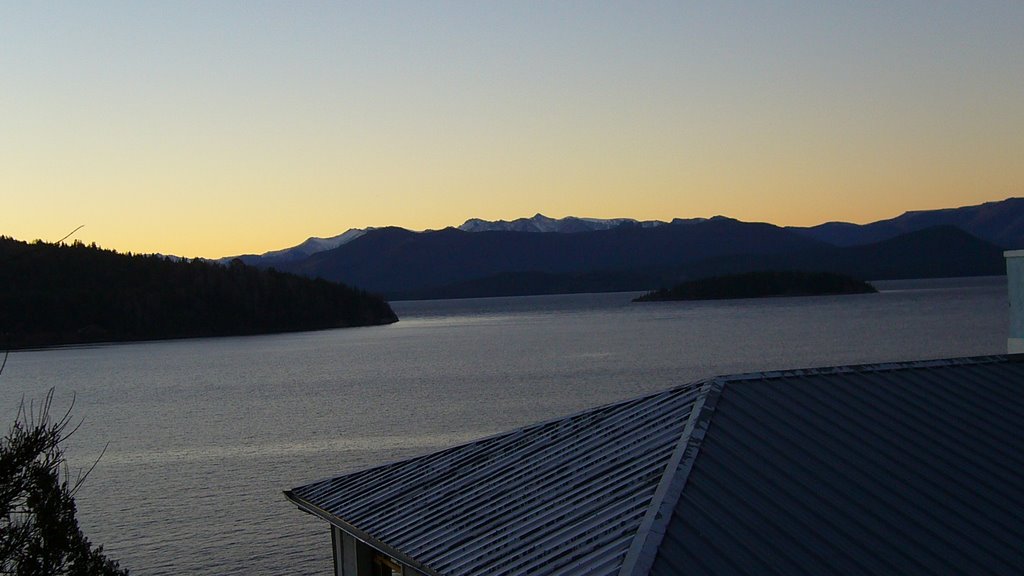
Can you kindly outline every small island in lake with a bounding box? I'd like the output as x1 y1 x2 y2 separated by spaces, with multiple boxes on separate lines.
634 270 877 302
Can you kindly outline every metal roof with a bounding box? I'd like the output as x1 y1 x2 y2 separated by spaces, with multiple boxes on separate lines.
287 356 1024 575
650 356 1024 576
287 379 717 576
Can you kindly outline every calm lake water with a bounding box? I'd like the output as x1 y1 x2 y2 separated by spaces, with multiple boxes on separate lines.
0 276 1007 575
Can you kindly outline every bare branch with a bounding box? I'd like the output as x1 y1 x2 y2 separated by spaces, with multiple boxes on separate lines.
53 225 85 246
0 388 128 574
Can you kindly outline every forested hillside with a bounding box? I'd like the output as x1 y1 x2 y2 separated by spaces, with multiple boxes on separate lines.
0 237 397 349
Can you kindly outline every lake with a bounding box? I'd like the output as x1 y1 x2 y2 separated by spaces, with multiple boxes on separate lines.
0 276 1007 575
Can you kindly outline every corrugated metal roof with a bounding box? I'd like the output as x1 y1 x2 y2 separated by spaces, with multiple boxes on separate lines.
287 380 716 576
650 356 1024 576
287 355 1024 575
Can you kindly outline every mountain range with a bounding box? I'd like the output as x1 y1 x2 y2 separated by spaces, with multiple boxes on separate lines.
228 198 1021 300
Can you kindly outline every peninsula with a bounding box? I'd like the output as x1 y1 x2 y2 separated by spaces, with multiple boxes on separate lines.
0 236 398 349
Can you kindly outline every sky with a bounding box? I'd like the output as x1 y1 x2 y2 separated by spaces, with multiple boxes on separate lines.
2 2 1023 258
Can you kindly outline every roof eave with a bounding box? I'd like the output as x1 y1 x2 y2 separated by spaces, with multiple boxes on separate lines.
283 490 443 576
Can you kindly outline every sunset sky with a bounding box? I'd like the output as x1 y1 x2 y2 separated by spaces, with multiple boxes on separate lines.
3 2 1022 258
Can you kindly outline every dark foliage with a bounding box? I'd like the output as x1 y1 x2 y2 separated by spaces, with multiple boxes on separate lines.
634 270 877 302
1 390 127 575
0 237 397 349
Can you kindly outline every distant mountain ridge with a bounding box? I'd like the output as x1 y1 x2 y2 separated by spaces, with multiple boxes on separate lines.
224 228 372 266
282 217 826 296
275 220 1004 300
224 198 1020 299
227 198 1024 270
226 214 689 266
789 197 1024 248
458 213 671 233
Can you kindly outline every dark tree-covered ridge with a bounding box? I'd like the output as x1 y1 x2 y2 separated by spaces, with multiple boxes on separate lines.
634 270 877 302
0 236 398 349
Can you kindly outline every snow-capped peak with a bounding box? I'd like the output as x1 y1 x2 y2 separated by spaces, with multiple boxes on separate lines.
458 214 666 233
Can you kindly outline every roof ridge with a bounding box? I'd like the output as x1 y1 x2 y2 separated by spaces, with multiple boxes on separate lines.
618 378 727 576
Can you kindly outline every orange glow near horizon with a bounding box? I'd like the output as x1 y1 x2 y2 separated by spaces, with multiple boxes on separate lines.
2 3 1021 258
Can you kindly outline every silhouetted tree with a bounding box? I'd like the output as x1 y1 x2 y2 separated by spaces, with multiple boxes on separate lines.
0 389 128 575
